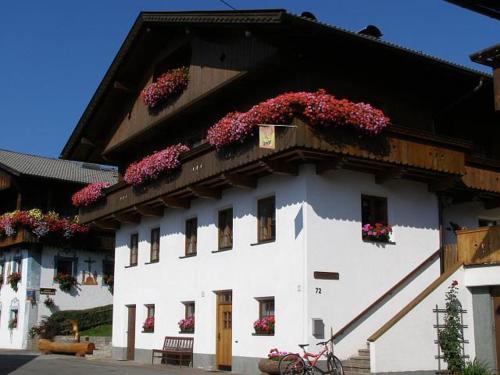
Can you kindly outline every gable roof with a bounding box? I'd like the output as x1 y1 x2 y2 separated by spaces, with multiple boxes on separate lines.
61 9 492 162
0 149 117 185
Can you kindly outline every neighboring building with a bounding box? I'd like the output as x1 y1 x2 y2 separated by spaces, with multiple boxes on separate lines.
0 149 117 349
61 10 500 374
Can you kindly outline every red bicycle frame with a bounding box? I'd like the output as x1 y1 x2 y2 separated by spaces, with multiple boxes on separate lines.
302 345 329 367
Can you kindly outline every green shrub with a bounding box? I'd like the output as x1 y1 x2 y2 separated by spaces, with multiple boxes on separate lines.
46 304 112 336
461 359 492 375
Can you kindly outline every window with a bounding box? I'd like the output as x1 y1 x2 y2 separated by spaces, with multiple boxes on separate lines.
150 228 160 263
180 301 195 333
478 219 498 227
56 258 73 276
185 218 197 256
257 196 276 242
259 297 275 319
143 304 155 333
218 208 233 250
361 195 388 225
254 297 275 335
130 234 138 266
102 259 114 287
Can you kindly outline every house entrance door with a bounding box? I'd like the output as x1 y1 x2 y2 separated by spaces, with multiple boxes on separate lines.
216 291 232 370
127 305 136 360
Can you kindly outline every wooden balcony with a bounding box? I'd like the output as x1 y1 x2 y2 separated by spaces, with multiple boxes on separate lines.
79 120 470 225
443 226 500 271
0 228 36 249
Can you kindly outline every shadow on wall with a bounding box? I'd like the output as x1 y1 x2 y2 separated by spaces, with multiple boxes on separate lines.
0 353 38 374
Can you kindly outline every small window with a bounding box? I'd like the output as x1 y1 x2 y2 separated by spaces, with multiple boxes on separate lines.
180 301 195 333
257 196 276 243
56 258 73 276
130 234 139 266
143 304 155 333
150 228 160 263
361 195 391 242
259 297 275 318
254 297 275 335
218 208 233 250
478 219 497 227
185 218 197 256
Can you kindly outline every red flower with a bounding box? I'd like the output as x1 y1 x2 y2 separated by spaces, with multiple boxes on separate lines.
72 182 111 207
141 67 189 108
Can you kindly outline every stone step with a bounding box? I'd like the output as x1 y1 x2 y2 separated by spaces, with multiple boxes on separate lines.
347 356 370 366
342 366 370 374
358 348 370 357
344 371 371 375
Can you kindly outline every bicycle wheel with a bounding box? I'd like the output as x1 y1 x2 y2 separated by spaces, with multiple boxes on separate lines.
279 354 306 375
327 354 344 375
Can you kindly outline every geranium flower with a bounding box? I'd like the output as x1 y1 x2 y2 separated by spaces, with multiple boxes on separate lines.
72 182 111 207
141 67 189 108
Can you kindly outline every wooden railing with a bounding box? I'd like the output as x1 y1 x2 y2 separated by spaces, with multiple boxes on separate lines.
456 226 500 266
0 229 34 248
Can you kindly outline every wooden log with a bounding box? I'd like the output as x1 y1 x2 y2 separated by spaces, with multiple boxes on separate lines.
38 339 95 357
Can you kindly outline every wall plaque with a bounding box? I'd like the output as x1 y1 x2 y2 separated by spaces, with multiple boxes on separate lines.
40 288 56 295
313 271 339 280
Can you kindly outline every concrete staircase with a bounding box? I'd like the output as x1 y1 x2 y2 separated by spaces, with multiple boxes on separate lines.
342 346 371 375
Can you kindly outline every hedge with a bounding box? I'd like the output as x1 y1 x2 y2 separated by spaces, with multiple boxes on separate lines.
47 304 113 336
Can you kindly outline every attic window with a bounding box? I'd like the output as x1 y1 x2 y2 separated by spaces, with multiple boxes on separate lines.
153 44 191 81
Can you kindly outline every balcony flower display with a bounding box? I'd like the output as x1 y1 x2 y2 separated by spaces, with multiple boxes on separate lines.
254 315 275 335
206 89 390 148
53 273 77 292
124 144 190 186
0 209 88 240
7 272 21 291
362 223 392 242
71 182 111 207
141 66 189 108
178 316 195 333
143 316 154 332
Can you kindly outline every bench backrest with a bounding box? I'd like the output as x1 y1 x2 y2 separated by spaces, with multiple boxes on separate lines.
163 336 194 352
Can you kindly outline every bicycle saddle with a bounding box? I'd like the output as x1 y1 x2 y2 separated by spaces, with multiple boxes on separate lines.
298 344 309 348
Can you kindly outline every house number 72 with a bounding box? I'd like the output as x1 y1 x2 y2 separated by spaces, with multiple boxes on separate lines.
315 288 322 294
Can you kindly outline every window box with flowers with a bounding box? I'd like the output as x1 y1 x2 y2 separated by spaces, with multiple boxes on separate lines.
141 66 189 109
53 273 77 293
362 223 393 243
178 316 195 334
143 305 155 333
7 272 21 292
71 182 110 207
253 315 275 336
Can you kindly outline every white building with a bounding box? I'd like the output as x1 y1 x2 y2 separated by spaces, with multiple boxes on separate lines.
0 150 116 349
61 10 500 374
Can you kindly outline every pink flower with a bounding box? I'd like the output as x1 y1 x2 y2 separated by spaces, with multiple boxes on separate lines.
206 90 389 148
451 280 458 287
141 67 189 108
71 182 111 207
124 144 190 186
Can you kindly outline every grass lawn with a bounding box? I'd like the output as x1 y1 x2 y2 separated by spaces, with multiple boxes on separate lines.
79 324 112 337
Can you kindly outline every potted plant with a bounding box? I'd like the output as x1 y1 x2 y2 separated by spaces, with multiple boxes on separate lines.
8 317 17 330
43 297 55 308
362 223 392 242
143 316 154 333
178 316 195 333
7 272 21 291
53 273 77 292
141 66 189 108
254 315 275 335
258 349 290 375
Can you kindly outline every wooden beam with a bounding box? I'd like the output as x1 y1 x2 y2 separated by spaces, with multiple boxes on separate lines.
189 186 221 200
92 220 120 230
113 213 140 224
375 167 406 185
315 157 346 175
260 160 298 176
80 137 96 147
222 173 257 189
159 195 190 209
113 81 135 93
428 177 457 192
134 205 164 217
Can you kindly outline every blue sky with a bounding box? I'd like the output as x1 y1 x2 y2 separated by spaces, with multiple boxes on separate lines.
0 0 498 158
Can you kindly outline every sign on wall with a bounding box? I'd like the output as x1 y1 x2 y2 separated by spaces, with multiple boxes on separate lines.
39 288 56 295
259 125 275 149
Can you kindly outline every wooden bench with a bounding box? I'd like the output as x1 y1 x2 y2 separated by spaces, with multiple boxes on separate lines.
152 336 194 366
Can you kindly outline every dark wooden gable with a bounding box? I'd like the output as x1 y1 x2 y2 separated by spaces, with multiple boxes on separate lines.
104 34 277 155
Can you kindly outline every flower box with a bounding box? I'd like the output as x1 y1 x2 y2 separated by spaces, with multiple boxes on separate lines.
53 273 77 292
71 182 110 207
254 315 275 335
143 316 154 333
362 223 392 243
141 66 189 109
178 316 194 333
7 272 21 292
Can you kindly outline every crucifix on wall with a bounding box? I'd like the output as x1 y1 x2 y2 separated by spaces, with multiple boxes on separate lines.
82 256 97 286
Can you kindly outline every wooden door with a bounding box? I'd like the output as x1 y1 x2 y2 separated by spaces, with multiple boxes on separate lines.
492 289 500 374
216 292 232 370
127 305 136 360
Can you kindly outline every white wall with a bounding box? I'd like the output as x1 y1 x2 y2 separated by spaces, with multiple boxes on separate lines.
370 267 475 373
112 170 309 361
0 248 29 349
442 201 500 245
305 168 441 359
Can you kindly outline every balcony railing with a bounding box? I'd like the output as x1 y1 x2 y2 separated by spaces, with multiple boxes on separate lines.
443 226 500 271
0 228 35 248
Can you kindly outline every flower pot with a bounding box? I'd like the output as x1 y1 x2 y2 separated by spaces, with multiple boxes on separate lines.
258 359 281 375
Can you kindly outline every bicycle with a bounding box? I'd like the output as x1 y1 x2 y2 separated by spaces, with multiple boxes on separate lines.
278 337 344 375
